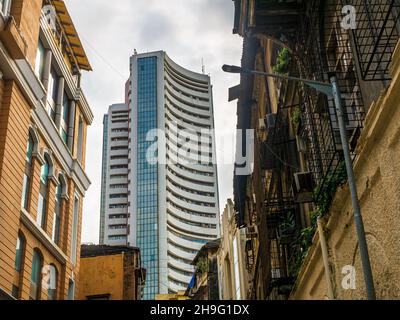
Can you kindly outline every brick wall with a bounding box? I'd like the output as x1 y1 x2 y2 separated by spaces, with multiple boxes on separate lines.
10 0 43 67
0 80 31 295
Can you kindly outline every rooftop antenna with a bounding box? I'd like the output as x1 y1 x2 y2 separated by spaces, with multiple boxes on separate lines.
134 49 137 55
201 58 205 74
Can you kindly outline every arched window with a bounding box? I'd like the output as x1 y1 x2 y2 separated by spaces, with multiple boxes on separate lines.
30 249 43 300
21 134 34 210
12 233 26 298
52 181 62 244
14 234 25 272
47 264 58 300
37 159 49 228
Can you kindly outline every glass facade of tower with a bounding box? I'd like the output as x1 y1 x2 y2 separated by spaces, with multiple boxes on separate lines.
136 57 159 299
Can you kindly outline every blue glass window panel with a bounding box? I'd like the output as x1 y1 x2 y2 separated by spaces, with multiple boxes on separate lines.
136 56 159 299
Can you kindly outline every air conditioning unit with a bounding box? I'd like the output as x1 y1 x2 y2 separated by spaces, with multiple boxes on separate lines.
293 172 314 203
246 225 258 239
264 113 277 131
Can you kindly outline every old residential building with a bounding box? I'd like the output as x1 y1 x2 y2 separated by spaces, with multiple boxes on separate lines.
0 0 93 300
229 0 400 300
186 239 220 300
292 33 400 301
78 245 145 300
217 199 249 300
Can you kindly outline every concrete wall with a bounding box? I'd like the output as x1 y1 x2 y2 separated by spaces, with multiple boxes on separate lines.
291 41 400 300
78 250 142 300
78 254 124 300
217 200 249 300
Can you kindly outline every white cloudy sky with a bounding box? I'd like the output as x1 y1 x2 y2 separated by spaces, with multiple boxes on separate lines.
64 0 242 243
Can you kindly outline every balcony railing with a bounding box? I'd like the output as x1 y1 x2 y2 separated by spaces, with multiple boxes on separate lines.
351 0 400 80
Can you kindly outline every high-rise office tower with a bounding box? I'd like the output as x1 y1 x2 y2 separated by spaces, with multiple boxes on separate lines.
100 103 130 245
100 51 220 299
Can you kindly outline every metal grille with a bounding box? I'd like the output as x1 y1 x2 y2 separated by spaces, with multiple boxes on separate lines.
295 0 365 185
261 103 302 299
351 0 400 80
260 0 369 298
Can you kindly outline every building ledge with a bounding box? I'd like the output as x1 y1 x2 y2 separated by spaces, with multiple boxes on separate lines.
0 16 27 60
0 287 16 300
0 41 46 107
20 208 68 264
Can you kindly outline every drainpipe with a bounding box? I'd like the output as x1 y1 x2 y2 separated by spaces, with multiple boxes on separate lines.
317 217 335 300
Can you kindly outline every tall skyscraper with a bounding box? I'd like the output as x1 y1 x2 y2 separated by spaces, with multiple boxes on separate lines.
100 103 130 245
100 51 220 299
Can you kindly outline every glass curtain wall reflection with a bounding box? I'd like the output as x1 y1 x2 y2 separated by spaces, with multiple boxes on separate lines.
136 56 159 299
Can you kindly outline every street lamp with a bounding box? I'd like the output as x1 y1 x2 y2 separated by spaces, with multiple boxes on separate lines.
222 64 376 300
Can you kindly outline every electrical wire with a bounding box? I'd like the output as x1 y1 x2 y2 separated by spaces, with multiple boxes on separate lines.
262 139 300 170
80 35 128 81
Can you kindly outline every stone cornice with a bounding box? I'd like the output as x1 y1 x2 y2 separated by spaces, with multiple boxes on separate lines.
32 151 45 166
20 208 68 264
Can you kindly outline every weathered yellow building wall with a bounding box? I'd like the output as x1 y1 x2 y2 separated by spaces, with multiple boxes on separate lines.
156 291 188 300
217 199 249 300
291 41 400 300
78 254 124 300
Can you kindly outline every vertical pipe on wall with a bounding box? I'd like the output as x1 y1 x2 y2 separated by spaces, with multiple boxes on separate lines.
317 217 335 300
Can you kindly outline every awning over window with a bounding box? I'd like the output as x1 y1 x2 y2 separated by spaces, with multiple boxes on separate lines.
51 0 92 71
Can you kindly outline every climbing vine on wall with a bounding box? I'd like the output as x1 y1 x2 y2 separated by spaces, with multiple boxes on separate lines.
292 161 348 276
272 47 291 75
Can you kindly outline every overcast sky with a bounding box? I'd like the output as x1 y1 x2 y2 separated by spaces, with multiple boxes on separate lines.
64 0 242 243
